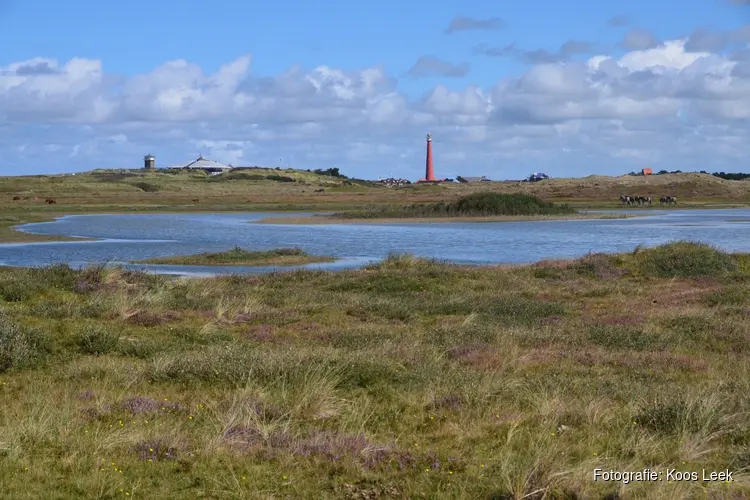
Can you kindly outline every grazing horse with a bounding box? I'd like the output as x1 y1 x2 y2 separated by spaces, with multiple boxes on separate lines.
45 198 56 204
12 196 20 201
635 196 652 206
660 196 677 205
192 198 199 203
620 195 632 205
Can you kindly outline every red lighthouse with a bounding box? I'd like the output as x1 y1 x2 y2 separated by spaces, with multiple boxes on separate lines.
424 132 435 181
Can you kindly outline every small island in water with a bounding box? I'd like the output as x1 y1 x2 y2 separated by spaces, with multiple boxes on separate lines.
133 247 334 267
259 193 633 224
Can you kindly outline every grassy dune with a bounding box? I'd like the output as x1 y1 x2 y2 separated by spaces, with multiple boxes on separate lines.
0 170 748 213
134 247 335 267
0 242 749 498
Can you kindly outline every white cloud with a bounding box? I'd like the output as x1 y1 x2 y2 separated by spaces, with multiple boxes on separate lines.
2 38 750 178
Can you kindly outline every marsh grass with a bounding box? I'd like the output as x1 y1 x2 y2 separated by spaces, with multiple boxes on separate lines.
0 242 748 498
134 246 334 267
334 192 578 219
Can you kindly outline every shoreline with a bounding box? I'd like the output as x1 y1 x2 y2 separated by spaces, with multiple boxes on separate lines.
1 215 99 244
255 213 649 225
131 247 336 267
130 255 335 267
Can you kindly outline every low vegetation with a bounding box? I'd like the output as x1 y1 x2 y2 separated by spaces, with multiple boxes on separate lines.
133 247 335 267
2 169 748 216
0 241 748 498
333 192 578 219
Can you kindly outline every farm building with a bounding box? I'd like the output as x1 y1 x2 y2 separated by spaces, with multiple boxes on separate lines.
642 168 653 175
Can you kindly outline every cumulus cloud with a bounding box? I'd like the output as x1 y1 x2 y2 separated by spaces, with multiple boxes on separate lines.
2 37 750 178
444 16 504 34
407 56 469 78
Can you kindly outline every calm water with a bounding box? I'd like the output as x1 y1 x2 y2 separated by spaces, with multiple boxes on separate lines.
1 209 749 276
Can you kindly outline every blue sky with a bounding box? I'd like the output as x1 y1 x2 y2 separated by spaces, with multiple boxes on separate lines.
1 0 750 179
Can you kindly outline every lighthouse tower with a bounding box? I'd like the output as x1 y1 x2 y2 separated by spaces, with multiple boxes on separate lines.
424 133 435 182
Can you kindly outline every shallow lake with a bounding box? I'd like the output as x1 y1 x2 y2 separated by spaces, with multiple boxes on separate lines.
2 209 749 276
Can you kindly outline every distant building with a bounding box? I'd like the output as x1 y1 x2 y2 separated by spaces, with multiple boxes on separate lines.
457 176 491 183
523 173 549 182
167 155 233 175
143 154 155 170
642 168 653 175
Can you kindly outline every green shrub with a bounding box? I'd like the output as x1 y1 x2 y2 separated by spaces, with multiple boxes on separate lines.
0 279 34 302
117 338 162 359
30 300 71 319
735 253 750 274
633 241 738 278
75 325 119 355
448 192 576 216
148 345 256 384
0 314 50 372
0 264 78 301
632 397 723 435
28 264 79 290
633 400 690 434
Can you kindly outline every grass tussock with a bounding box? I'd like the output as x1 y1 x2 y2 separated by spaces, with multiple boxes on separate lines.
567 241 743 280
334 192 578 219
133 246 334 267
0 241 748 498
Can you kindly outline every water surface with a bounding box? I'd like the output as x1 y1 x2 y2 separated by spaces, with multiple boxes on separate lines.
3 209 749 276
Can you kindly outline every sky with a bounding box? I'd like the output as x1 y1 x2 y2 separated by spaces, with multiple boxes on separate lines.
1 0 750 179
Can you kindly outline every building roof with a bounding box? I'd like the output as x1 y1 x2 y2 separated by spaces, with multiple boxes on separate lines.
170 155 233 170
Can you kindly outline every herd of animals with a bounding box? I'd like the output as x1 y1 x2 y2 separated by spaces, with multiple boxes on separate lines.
619 195 677 206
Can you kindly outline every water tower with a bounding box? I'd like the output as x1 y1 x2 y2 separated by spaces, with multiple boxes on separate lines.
144 154 155 170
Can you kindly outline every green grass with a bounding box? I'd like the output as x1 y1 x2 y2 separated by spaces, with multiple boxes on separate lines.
132 247 335 266
333 192 579 219
0 242 749 498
